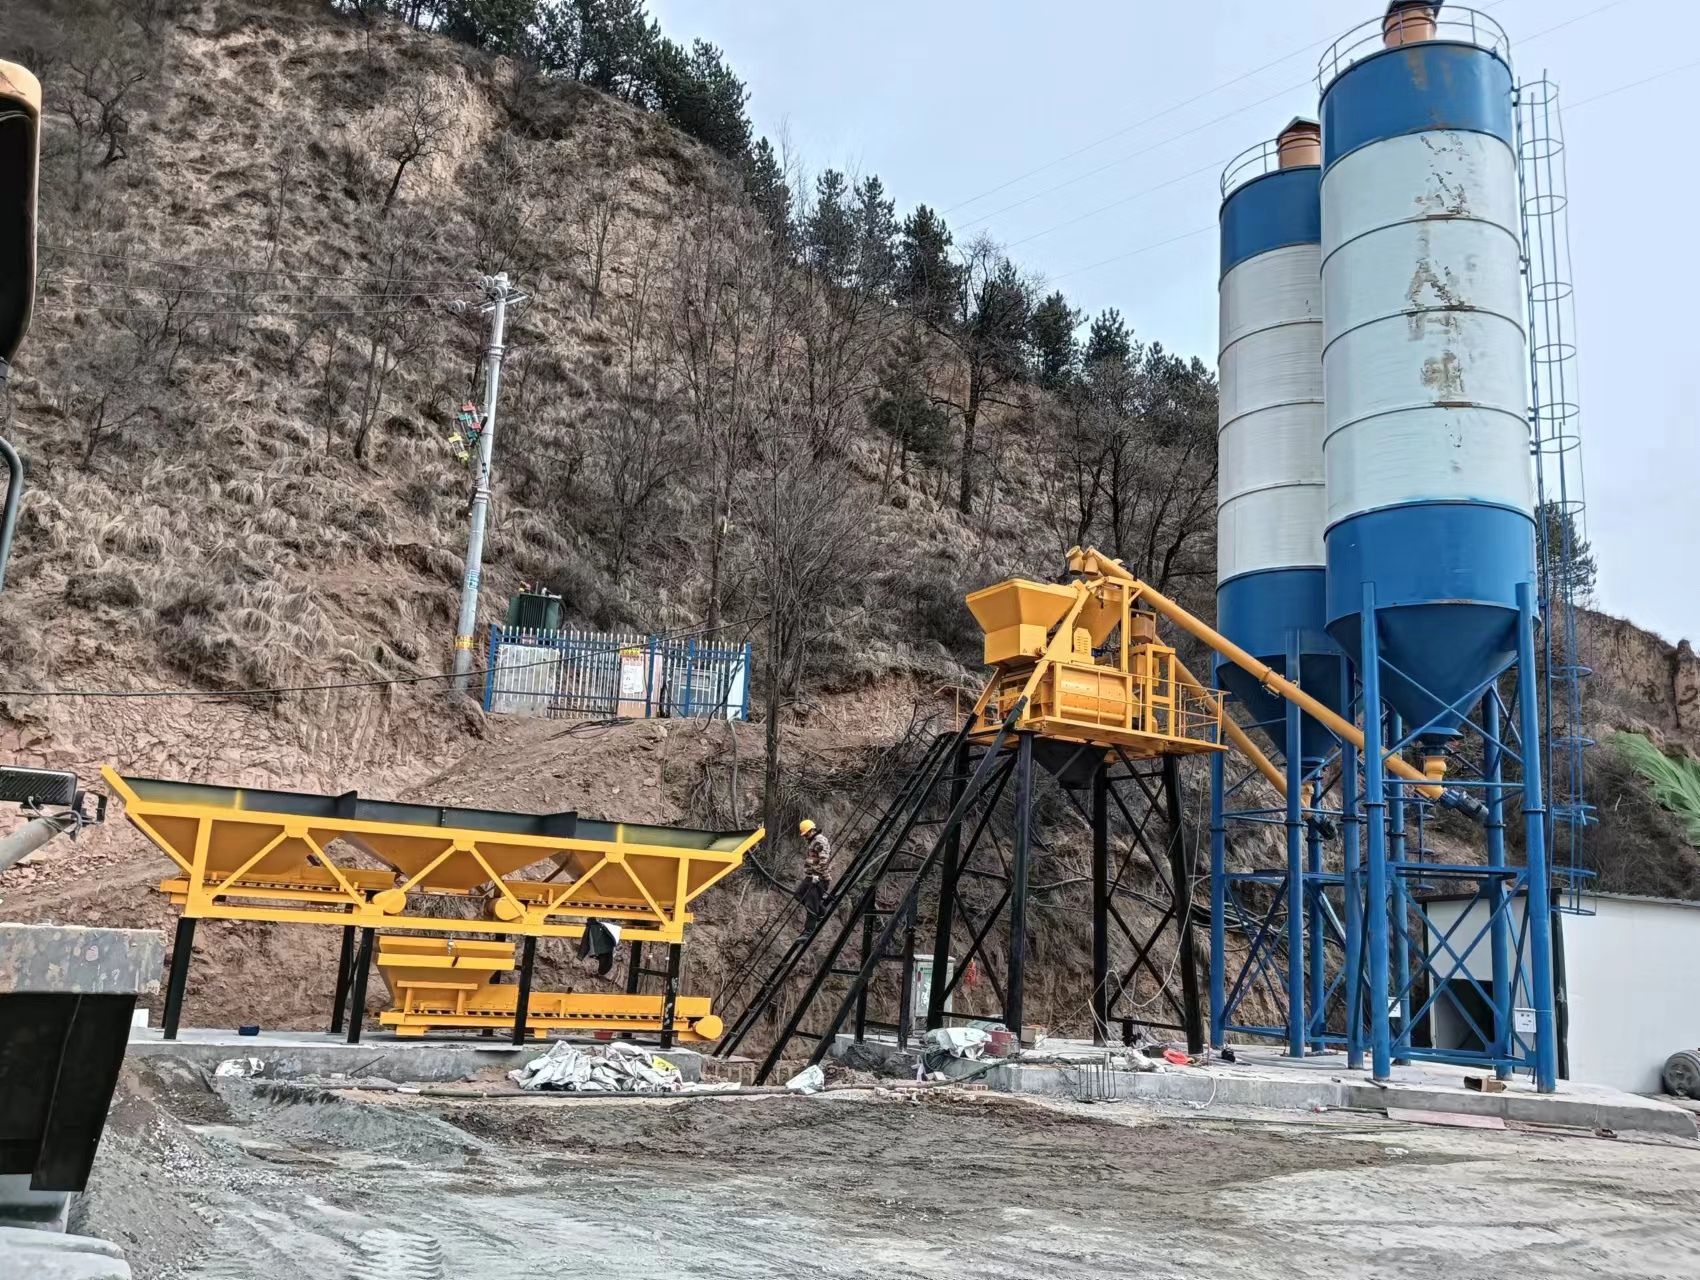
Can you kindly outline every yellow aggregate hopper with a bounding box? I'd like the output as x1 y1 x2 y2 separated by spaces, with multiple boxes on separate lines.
375 935 722 1041
105 767 763 944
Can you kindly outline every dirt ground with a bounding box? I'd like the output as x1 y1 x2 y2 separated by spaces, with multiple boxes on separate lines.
75 1058 1700 1280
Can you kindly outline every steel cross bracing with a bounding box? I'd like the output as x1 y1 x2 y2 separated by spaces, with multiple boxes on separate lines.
748 709 1021 1084
732 705 1207 1084
1208 589 1563 1092
715 726 964 1060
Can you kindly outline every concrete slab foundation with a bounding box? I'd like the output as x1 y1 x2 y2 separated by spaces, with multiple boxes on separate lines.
127 1027 706 1084
831 1035 1700 1139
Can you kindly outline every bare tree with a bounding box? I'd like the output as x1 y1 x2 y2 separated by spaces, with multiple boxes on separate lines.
665 190 783 633
351 212 437 462
929 235 1035 515
58 18 148 210
379 82 448 215
594 232 679 576
565 144 632 320
739 433 874 823
467 135 537 278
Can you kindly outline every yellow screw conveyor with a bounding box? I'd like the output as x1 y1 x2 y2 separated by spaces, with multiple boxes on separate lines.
102 767 761 1045
375 936 722 1042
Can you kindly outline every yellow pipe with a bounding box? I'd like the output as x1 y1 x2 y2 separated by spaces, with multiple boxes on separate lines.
1067 547 1445 802
1170 656 1286 799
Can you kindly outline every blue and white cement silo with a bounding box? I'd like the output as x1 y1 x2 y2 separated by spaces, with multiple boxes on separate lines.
1216 118 1342 765
1319 4 1533 741
1215 118 1345 1059
1317 0 1557 1090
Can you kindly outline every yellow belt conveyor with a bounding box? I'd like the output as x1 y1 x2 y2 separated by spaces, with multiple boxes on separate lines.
375 936 723 1042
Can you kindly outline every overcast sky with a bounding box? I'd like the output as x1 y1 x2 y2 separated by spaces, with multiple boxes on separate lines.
648 0 1696 644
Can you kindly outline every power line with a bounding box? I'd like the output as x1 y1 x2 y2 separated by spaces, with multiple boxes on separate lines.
40 276 472 300
1566 55 1698 109
941 35 1328 216
39 244 466 288
952 0 1600 242
0 612 763 702
957 80 1306 233
1024 1 1626 287
1004 160 1221 253
1048 225 1214 284
0 659 525 701
35 305 429 319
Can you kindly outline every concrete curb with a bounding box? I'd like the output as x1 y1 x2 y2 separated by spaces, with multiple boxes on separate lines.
980 1060 1699 1138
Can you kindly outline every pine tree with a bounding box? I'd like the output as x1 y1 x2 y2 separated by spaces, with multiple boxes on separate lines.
744 137 792 242
573 0 658 102
803 170 858 289
1539 499 1599 603
895 205 960 327
441 0 540 54
853 175 898 296
649 37 752 161
1084 307 1132 370
1030 290 1081 391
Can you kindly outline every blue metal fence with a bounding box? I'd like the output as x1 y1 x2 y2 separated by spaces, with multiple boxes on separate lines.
482 627 750 721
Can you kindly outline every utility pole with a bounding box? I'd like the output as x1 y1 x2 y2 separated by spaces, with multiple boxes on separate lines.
451 272 512 692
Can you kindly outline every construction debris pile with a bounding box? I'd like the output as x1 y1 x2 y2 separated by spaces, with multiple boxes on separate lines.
509 1041 687 1093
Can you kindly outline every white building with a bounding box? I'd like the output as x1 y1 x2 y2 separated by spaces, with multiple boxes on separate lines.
1425 893 1700 1094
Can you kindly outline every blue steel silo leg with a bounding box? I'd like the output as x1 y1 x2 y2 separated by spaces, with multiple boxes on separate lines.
1389 713 1411 1064
1284 631 1306 1059
1340 660 1363 1071
1209 744 1226 1051
1516 582 1559 1092
1306 803 1324 1053
1360 584 1393 1081
1482 691 1513 1080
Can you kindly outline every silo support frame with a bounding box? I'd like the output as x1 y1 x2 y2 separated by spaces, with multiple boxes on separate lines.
1206 588 1558 1092
1354 581 1559 1093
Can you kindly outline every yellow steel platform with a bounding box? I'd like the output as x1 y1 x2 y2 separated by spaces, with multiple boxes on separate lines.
105 768 763 944
375 935 722 1041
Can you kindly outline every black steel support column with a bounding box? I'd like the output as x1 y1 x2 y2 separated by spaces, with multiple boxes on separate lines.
512 935 538 1045
854 904 876 1042
1004 732 1035 1035
1091 764 1110 1046
1163 756 1205 1053
329 924 356 1035
625 940 645 995
659 943 682 1050
926 739 970 1031
896 902 918 1050
162 915 197 1042
345 927 375 1045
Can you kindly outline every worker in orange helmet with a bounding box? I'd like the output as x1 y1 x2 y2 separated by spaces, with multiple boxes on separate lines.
795 818 832 923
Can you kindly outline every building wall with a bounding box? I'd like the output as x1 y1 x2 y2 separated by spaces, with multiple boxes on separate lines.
1562 897 1700 1093
1425 894 1700 1093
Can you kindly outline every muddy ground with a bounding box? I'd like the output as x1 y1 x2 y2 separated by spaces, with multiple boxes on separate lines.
73 1058 1700 1279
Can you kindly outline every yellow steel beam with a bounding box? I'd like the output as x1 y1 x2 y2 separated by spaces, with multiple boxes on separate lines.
1066 547 1444 801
